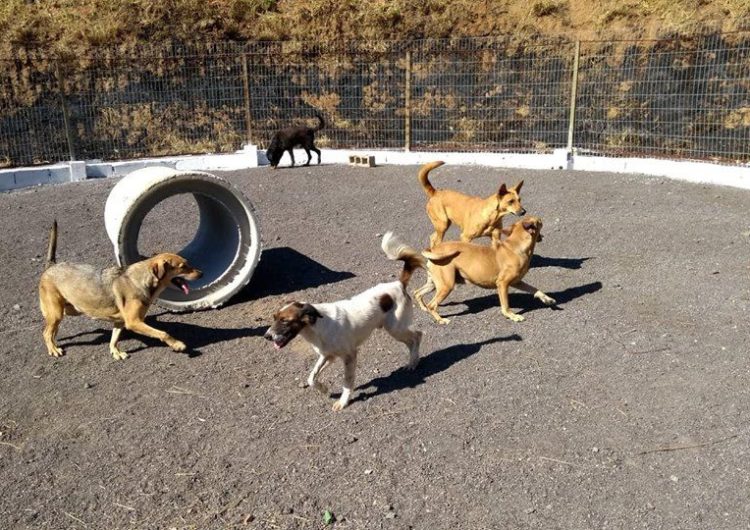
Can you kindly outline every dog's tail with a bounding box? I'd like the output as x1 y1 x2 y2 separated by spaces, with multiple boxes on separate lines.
314 113 325 131
422 247 461 263
417 161 445 197
381 232 426 287
45 219 58 269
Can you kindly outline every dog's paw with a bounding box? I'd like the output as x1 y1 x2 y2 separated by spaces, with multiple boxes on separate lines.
170 340 187 352
504 312 525 322
407 359 420 370
332 400 348 412
111 348 129 361
436 316 451 325
535 291 557 306
48 346 65 357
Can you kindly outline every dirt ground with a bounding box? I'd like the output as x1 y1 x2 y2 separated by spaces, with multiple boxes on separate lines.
1 163 749 529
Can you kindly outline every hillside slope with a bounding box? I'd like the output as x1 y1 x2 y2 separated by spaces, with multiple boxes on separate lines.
1 0 748 52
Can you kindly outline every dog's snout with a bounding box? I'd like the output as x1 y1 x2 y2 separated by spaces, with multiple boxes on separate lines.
263 328 274 341
518 208 527 216
194 269 204 279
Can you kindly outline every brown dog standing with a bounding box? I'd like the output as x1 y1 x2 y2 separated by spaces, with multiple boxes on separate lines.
38 221 203 360
414 216 556 324
418 161 525 247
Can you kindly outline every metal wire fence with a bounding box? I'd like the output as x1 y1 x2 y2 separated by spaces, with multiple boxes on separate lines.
1 34 750 169
576 35 750 162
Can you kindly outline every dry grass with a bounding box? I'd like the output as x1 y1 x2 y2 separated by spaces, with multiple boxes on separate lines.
1 0 749 56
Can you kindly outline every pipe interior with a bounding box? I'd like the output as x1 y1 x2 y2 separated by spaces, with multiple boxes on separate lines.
122 184 246 304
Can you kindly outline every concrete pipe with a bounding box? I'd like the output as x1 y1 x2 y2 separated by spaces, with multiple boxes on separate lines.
104 167 262 311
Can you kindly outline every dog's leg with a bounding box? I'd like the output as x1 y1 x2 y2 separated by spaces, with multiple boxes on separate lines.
109 326 128 360
40 286 65 357
313 146 321 164
126 319 187 351
497 280 524 322
387 327 422 370
120 301 186 351
490 227 505 247
513 280 557 306
426 286 452 325
427 210 450 248
332 354 357 411
288 149 295 167
413 276 435 311
429 228 448 249
42 314 64 357
304 148 312 166
307 354 332 395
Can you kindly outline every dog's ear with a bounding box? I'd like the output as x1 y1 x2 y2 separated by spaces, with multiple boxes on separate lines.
513 180 524 193
151 260 169 280
522 219 541 239
498 183 509 196
300 303 322 325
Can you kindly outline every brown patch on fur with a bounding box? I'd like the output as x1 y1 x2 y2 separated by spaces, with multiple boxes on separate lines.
378 293 394 313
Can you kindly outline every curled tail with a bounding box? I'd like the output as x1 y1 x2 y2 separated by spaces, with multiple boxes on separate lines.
46 219 58 269
314 113 325 131
422 246 461 263
417 161 445 197
381 232 425 287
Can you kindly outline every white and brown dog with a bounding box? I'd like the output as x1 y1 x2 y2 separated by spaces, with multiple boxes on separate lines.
264 233 425 411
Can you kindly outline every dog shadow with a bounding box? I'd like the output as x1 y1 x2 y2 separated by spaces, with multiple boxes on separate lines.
231 247 356 304
60 321 266 358
351 334 522 404
444 281 603 317
531 255 592 269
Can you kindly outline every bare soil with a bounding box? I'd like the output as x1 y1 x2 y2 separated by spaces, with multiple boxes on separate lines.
1 164 749 529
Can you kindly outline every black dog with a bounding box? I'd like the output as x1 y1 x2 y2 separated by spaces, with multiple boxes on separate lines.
265 114 324 169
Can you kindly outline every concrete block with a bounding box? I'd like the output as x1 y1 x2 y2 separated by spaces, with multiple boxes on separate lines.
348 154 376 167
69 161 87 181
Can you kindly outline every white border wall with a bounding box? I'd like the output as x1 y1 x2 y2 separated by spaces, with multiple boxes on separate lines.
3 144 750 192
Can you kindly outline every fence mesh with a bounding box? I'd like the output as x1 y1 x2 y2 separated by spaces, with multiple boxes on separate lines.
1 34 750 169
576 35 750 162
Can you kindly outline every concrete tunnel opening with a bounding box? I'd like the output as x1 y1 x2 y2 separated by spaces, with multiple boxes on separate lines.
104 168 262 311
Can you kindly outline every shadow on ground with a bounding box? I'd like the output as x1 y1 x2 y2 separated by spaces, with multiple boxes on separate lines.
531 255 592 269
233 247 355 304
352 334 522 404
443 281 603 317
61 321 266 358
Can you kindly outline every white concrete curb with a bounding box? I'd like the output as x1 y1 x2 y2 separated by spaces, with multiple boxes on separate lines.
3 143 750 191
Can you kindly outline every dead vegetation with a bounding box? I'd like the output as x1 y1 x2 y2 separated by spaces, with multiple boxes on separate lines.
0 0 749 56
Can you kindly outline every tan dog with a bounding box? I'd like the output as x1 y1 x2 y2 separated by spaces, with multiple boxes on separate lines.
414 216 556 324
418 161 525 247
38 221 203 360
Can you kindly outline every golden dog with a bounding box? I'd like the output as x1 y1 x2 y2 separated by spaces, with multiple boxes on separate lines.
38 221 203 360
418 160 525 247
414 216 556 324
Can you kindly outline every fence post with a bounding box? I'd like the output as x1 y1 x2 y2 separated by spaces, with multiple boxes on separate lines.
404 48 412 152
241 52 254 145
55 60 76 161
566 40 580 152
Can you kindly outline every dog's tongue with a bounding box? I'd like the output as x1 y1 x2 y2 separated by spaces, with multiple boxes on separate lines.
181 283 190 295
273 342 282 350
